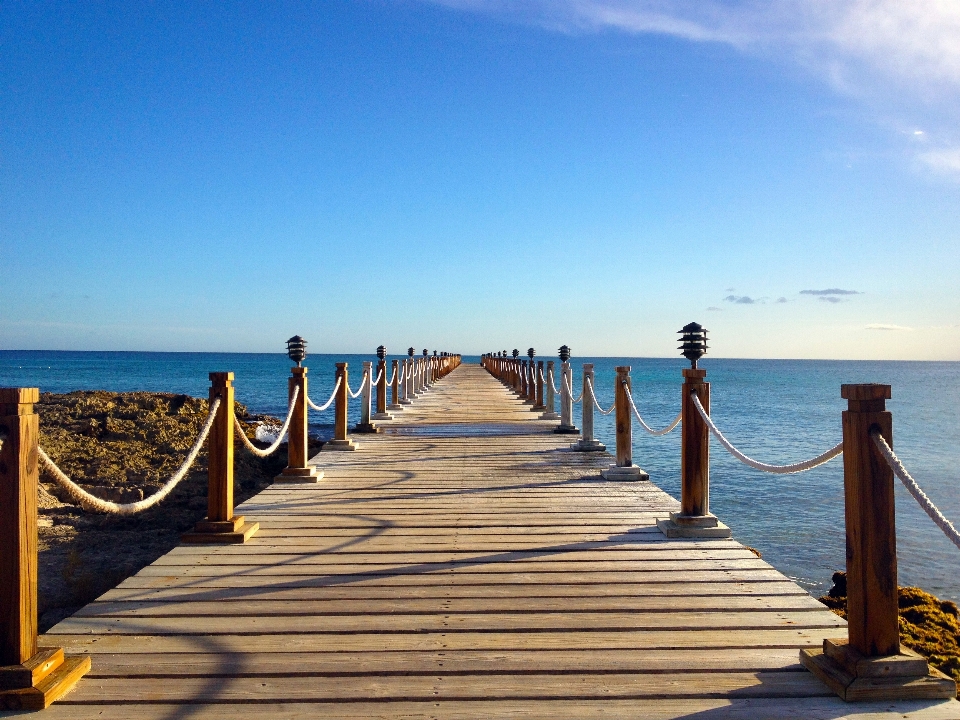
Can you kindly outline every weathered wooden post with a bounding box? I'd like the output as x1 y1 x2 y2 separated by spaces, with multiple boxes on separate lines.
573 363 605 452
323 362 358 451
600 367 647 479
540 360 560 420
512 351 521 394
407 349 418 399
355 361 379 433
401 357 413 404
372 346 393 421
801 383 956 701
658 324 729 537
526 349 537 405
274 336 322 483
182 373 259 542
421 350 430 390
555 346 579 434
0 388 90 710
533 359 546 411
388 359 403 411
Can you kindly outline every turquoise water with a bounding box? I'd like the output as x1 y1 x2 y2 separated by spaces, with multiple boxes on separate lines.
2 351 958 601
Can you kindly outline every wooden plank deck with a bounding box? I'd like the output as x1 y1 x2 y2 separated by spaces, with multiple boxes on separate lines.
21 364 960 718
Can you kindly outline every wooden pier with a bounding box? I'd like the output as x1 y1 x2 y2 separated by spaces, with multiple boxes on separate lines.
14 364 960 717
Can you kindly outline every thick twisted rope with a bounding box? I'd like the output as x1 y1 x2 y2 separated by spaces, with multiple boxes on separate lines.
585 377 616 415
872 431 960 551
621 381 682 435
548 368 561 395
691 392 842 473
347 373 368 399
234 386 299 458
306 376 341 412
371 367 383 386
38 398 220 515
389 365 398 385
562 373 584 403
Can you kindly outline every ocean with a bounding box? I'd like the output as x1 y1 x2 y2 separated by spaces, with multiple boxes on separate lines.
2 350 957 602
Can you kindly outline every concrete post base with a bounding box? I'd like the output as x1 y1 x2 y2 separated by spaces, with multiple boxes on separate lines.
353 423 380 434
539 410 560 420
387 403 403 411
572 438 606 452
323 439 359 451
399 398 413 405
554 424 580 435
371 412 393 420
531 404 546 412
274 466 323 483
601 464 649 481
657 512 731 538
800 639 956 701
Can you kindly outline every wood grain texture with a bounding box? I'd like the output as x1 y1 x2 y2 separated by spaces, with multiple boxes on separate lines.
33 366 956 718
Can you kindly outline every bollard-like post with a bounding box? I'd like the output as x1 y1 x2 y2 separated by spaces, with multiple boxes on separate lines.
323 362 358 450
182 374 259 542
401 358 413 403
554 346 579 434
572 364 605 452
275 366 322 483
526 351 537 405
388 359 403 411
600 367 647 479
532 360 546 411
540 360 560 420
372 347 392 421
0 388 90 710
355 361 380 433
520 361 529 401
800 384 955 701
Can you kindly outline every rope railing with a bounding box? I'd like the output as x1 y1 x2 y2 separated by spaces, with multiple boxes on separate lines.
872 430 960 551
234 386 299 458
38 397 221 515
371 367 383 386
347 373 368 399
585 377 616 415
306 376 341 412
620 381 682 436
690 391 842 474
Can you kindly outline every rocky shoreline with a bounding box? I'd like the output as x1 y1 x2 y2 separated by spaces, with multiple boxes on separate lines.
35 390 320 631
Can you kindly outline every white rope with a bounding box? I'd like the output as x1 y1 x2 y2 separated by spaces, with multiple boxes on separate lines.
548 368 561 395
872 431 960 551
691 392 842 473
389 365 398 385
347 373 367 399
306 376 341 412
621 381 682 435
234 386 299 458
38 398 220 515
586 378 616 415
371 367 383 386
563 373 584 403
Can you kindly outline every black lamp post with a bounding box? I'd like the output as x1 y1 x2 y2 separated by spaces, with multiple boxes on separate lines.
423 349 428 357
377 345 386 361
558 345 571 363
512 349 519 359
527 348 535 360
286 335 307 367
408 347 415 358
678 322 708 369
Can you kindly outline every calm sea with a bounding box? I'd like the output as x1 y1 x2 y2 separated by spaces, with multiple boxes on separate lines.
2 350 957 602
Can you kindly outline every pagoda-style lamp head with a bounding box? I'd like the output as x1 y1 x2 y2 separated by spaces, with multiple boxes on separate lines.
408 347 415 358
376 345 386 361
678 322 709 369
558 345 571 363
286 335 307 367
423 349 428 357
434 350 438 356
512 349 519 359
527 347 535 360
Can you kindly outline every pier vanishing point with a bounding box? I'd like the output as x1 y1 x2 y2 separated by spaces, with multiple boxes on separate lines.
2 349 959 718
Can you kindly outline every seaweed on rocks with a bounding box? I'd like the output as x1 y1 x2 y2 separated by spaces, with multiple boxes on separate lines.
34 391 322 631
820 570 960 693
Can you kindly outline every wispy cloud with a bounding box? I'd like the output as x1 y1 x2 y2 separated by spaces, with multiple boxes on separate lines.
800 288 861 296
724 294 758 304
866 323 913 331
706 306 723 312
819 296 844 304
917 148 960 178
776 297 788 303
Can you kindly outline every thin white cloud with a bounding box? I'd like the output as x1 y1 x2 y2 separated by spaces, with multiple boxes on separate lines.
866 323 913 331
917 148 960 177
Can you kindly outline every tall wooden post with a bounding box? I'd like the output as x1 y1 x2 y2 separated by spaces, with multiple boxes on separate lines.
800 384 955 701
0 389 90 710
402 359 413 403
520 361 529 401
275 367 322 483
526 363 536 405
355 362 379 434
183 373 259 542
555 361 578 434
323 363 358 450
532 360 545 411
540 361 560 420
601 367 646 479
388 360 403 411
572 364 604 451
657 368 728 536
372 358 392 420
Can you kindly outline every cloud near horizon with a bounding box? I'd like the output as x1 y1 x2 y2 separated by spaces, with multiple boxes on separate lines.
724 294 759 304
800 288 861 296
866 323 913 331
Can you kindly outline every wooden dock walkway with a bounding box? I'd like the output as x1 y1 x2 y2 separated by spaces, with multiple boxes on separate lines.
26 364 959 718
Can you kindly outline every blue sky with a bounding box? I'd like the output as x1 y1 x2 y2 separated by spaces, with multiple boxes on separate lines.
2 0 958 359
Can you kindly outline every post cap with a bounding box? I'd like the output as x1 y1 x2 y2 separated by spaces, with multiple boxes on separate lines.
0 388 40 404
841 384 891 401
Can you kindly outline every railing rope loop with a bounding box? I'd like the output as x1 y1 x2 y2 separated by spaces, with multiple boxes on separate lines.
234 386 300 458
307 376 341 412
618 380 682 435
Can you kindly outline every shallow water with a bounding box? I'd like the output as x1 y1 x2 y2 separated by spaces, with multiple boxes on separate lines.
2 350 957 601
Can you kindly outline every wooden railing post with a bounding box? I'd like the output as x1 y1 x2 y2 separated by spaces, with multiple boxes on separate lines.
539 361 560 420
555 357 578 434
183 372 259 542
520 361 529 401
0 388 90 710
800 384 955 701
372 351 392 421
389 360 403 411
657 367 728 537
275 366 322 483
600 367 646 479
533 360 546 411
402 358 413 403
572 364 605 452
355 361 379 433
324 363 358 451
